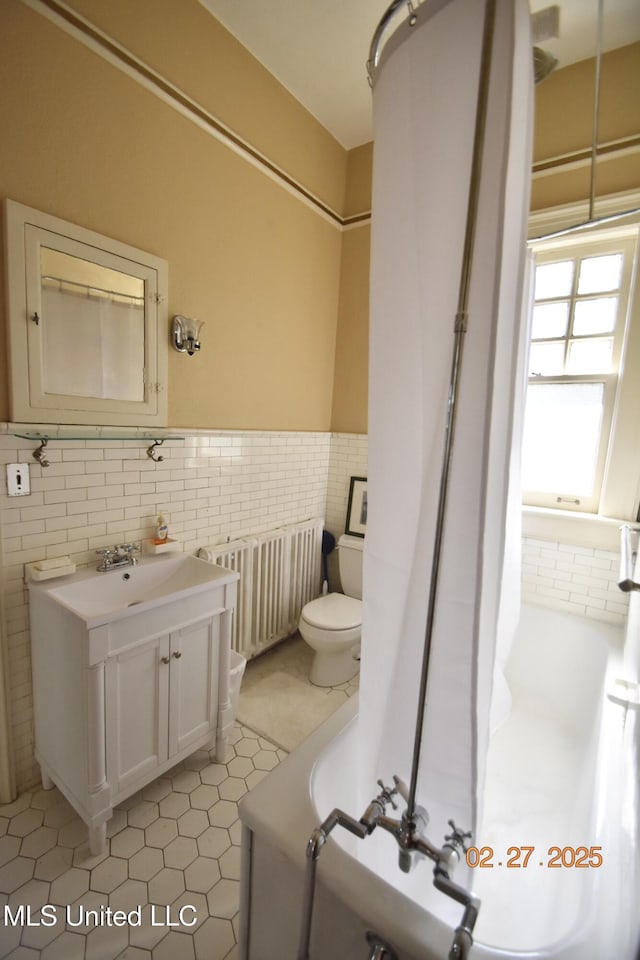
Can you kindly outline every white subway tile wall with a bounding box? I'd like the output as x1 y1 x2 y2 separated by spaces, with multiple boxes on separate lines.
0 428 631 792
522 537 629 625
325 433 369 538
0 430 330 790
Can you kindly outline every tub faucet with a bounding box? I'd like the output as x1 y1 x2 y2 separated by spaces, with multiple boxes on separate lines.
374 776 431 873
370 777 480 959
298 778 480 960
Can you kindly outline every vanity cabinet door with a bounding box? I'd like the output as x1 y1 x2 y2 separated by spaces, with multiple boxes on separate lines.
105 615 221 800
106 635 170 796
168 616 220 757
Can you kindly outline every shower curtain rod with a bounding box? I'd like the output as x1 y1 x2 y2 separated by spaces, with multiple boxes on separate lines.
589 0 604 222
367 0 417 83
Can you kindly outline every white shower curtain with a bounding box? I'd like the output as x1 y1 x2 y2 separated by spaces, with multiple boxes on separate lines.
358 0 533 917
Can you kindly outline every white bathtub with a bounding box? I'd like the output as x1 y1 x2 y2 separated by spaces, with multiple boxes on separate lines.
239 603 640 960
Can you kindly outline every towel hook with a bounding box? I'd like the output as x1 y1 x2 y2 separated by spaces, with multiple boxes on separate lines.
146 439 164 462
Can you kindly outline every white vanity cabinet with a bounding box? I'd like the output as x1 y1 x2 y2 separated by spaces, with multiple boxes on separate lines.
107 616 222 796
28 558 238 855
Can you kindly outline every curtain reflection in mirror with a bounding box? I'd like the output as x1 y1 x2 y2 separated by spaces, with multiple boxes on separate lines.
39 247 145 402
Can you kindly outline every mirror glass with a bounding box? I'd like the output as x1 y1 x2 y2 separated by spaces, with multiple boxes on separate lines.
40 248 145 402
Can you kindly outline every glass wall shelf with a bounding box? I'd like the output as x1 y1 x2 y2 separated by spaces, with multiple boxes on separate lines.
4 424 184 442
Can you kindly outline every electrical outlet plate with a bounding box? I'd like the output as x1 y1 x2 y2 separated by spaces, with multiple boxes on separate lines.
7 463 31 497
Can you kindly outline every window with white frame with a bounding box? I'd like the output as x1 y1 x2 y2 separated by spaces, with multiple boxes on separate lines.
522 230 637 514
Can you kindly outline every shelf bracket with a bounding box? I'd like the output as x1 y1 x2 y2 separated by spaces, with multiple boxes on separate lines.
146 439 165 462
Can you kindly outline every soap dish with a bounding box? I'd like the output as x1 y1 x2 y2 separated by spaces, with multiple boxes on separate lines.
25 560 77 583
142 538 181 555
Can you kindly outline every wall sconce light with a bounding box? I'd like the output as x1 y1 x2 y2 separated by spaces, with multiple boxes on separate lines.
172 315 203 356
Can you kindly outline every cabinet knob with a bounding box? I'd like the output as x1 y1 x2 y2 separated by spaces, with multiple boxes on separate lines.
160 656 170 665
173 651 182 659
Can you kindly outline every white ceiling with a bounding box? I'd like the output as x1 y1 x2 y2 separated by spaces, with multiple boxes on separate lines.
199 0 640 149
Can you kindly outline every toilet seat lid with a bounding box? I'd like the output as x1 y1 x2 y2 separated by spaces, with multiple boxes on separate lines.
302 593 362 630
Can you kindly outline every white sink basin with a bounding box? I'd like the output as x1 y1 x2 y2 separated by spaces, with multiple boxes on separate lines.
35 553 234 627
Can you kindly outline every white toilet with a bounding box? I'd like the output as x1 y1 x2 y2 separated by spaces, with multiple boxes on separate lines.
298 534 363 687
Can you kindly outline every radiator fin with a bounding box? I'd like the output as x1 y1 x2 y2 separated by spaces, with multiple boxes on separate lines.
199 518 323 659
198 538 255 655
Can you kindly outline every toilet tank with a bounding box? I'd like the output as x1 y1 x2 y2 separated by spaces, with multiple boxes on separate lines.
337 534 364 599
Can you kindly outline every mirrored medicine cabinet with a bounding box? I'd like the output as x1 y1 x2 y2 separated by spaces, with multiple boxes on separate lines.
3 199 168 427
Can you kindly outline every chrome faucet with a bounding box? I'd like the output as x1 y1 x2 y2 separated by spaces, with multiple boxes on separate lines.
297 776 480 960
96 543 139 572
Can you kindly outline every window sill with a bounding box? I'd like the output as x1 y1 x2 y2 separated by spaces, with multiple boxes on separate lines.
522 506 626 552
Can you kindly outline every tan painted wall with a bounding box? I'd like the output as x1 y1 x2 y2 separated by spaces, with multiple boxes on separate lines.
65 0 348 217
1 2 637 436
331 42 640 433
0 0 345 430
344 145 373 220
532 42 640 210
340 45 640 218
331 226 370 434
339 44 640 218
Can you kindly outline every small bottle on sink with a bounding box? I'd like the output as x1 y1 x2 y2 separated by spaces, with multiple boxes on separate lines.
155 514 169 543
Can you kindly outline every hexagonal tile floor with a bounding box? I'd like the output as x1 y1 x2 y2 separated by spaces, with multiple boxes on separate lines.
0 724 283 960
0 636 359 960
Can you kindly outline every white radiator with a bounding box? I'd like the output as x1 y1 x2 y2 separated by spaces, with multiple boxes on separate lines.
199 518 323 658
199 537 255 655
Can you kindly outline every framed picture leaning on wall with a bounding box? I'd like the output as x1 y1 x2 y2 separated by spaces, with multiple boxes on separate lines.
345 476 367 538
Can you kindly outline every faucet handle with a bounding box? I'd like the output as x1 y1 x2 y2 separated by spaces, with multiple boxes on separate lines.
118 543 139 554
444 820 472 854
376 779 398 811
96 547 116 557
392 775 410 803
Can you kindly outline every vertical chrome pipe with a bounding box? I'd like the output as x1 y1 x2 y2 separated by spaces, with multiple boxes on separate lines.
589 0 604 222
366 931 399 960
297 852 319 960
297 812 369 959
406 0 498 824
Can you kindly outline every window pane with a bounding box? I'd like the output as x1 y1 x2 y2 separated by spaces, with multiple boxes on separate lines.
577 254 622 294
528 341 565 376
522 382 604 496
531 301 569 339
566 338 613 374
573 297 617 335
535 260 574 300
